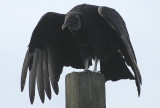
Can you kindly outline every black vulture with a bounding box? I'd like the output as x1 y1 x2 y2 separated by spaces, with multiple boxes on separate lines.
21 12 91 104
62 4 142 95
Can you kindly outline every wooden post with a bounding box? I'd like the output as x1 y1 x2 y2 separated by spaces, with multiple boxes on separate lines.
65 71 106 108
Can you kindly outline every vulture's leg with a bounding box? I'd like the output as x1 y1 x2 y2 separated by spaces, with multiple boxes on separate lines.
93 57 98 72
84 58 89 70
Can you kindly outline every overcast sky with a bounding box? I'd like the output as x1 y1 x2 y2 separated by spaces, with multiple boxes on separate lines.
0 0 160 108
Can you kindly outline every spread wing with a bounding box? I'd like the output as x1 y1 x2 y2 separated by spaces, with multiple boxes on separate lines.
21 12 85 104
98 6 142 96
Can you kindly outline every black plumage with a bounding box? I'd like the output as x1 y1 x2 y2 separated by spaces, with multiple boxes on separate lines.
21 12 90 104
62 4 142 95
21 4 142 104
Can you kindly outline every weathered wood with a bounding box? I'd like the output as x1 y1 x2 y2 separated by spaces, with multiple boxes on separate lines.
65 71 106 108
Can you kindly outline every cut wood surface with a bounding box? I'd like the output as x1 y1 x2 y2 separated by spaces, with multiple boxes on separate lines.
65 71 106 108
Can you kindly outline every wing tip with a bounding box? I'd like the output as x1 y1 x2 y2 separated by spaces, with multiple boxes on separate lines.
21 84 25 92
50 82 59 95
138 87 141 97
136 78 142 97
45 88 52 99
29 94 35 104
30 100 34 104
40 95 45 103
47 92 52 100
53 83 59 95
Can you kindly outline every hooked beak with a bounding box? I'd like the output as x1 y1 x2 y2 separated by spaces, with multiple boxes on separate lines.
62 22 69 31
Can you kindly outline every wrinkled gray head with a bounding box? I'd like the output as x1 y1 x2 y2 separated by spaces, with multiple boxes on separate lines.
62 12 81 33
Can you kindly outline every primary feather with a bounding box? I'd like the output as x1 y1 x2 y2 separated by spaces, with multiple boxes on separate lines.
36 49 45 103
29 48 39 104
21 49 29 92
42 49 51 99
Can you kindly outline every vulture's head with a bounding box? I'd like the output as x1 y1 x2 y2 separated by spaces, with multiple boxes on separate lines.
62 12 81 33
